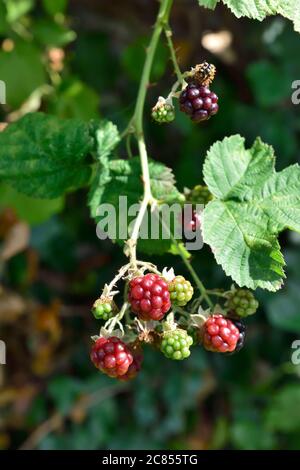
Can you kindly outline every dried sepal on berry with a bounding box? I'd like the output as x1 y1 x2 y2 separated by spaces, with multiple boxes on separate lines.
188 61 216 86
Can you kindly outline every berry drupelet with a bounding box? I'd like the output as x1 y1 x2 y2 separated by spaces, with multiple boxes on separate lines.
179 83 219 122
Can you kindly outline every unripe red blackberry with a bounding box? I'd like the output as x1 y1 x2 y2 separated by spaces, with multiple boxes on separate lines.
168 275 194 307
179 83 219 122
92 298 115 321
226 289 259 318
202 314 240 353
90 337 133 378
161 328 193 360
128 273 171 321
119 346 143 381
186 185 213 206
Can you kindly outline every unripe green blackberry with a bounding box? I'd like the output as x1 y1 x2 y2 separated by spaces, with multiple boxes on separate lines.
168 275 194 307
186 185 213 206
226 289 259 318
161 328 193 360
151 97 175 124
92 298 115 321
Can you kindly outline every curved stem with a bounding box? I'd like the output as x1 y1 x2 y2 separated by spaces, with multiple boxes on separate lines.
164 24 183 83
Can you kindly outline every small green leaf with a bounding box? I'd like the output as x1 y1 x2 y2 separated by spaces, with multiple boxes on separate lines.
0 112 94 198
197 0 219 8
95 121 120 162
203 135 300 291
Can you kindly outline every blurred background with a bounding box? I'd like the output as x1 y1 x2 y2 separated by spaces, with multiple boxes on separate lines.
1 0 300 450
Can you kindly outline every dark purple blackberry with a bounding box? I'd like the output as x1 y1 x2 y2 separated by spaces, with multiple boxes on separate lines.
228 319 246 353
179 83 219 122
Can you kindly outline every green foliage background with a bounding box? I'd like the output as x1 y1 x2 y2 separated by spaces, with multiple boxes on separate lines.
1 0 300 450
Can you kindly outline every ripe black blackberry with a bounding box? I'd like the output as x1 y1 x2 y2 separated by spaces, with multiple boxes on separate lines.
229 319 246 353
179 83 219 122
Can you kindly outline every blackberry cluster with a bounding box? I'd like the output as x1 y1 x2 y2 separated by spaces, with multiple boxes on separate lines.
168 275 194 307
128 273 171 321
161 328 193 360
226 289 259 318
179 83 219 122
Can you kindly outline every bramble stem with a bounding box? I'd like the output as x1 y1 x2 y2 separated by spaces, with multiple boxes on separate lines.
126 0 174 264
164 24 183 83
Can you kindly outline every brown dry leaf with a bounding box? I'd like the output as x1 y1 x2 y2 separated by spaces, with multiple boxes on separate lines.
0 289 27 324
0 123 8 132
0 221 30 261
0 208 18 238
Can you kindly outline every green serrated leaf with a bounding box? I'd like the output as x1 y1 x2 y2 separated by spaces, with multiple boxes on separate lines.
95 121 120 162
0 112 94 198
203 135 300 291
89 157 183 255
197 0 300 33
